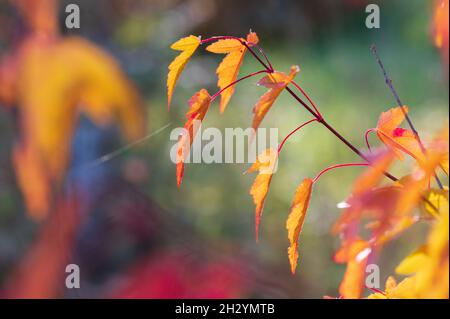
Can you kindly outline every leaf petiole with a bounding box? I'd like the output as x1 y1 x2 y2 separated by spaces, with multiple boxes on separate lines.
210 70 271 103
312 163 370 184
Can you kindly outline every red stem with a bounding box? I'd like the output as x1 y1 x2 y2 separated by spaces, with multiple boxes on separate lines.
201 36 274 72
364 128 375 152
277 119 318 153
210 70 270 102
200 36 242 45
291 80 323 120
365 285 386 296
255 44 274 72
312 163 370 184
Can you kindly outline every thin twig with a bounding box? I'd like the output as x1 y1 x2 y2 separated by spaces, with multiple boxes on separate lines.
371 44 443 189
278 119 318 153
312 163 370 183
210 70 270 102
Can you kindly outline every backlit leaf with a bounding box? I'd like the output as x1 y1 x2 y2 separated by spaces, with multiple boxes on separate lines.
176 89 211 187
167 35 201 109
375 106 422 161
252 66 299 131
286 178 313 274
247 148 278 241
206 32 259 113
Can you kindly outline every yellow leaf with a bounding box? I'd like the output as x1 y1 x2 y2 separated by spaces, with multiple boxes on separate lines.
286 178 313 274
395 246 428 275
368 276 418 299
206 32 259 113
247 148 278 241
390 209 449 299
420 188 449 217
167 35 201 109
206 39 243 53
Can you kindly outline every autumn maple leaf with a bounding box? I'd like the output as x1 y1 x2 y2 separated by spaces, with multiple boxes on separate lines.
374 106 422 161
246 148 278 241
286 178 313 274
252 66 299 131
176 89 212 187
334 239 371 299
206 32 259 113
167 35 201 109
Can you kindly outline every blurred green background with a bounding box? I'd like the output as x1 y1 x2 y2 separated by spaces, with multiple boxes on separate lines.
0 0 448 298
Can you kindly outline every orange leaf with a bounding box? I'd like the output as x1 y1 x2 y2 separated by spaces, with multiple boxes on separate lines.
433 0 449 67
14 0 59 37
206 32 259 113
429 125 449 176
377 106 409 133
397 143 449 215
286 178 313 274
6 197 82 298
333 183 418 249
167 35 201 109
247 148 278 241
377 129 423 161
352 151 394 196
176 89 212 187
252 66 299 131
375 106 423 161
12 144 51 221
335 239 371 299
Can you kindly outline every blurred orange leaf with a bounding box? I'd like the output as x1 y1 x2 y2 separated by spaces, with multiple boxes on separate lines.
433 0 449 68
14 0 58 36
334 239 371 299
352 151 394 196
397 128 449 215
6 197 82 298
1 33 145 219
